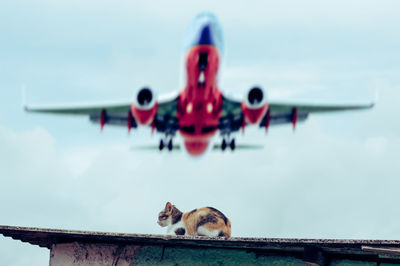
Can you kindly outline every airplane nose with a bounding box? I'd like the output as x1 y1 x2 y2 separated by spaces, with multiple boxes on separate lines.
196 24 214 46
184 140 210 156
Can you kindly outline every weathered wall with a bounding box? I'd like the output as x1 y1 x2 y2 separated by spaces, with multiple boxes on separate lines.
50 242 304 266
3 225 400 266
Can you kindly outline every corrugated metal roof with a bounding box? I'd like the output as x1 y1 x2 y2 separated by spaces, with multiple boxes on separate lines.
1 225 400 264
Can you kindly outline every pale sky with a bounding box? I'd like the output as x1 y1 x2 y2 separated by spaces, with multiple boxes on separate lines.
1 1 400 265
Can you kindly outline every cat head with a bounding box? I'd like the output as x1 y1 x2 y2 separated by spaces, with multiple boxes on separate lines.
158 202 173 227
158 202 183 227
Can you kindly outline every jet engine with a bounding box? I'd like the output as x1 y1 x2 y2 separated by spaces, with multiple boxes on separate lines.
242 86 268 124
131 87 158 125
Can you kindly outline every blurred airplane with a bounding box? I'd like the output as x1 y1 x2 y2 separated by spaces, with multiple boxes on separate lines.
25 12 374 156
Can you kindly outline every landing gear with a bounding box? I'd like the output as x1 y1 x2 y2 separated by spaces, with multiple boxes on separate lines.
167 139 173 151
159 134 174 152
230 138 236 151
221 139 227 151
221 135 235 152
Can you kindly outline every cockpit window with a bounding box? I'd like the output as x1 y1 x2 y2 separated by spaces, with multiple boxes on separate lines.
201 126 217 134
180 125 195 134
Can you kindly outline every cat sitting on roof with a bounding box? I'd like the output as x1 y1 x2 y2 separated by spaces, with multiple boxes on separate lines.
157 202 231 238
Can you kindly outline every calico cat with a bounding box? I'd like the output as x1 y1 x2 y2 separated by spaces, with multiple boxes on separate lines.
157 202 231 238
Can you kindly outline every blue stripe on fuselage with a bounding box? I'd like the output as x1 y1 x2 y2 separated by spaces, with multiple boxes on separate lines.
197 25 213 46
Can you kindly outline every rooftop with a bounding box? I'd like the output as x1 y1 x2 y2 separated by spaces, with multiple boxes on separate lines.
2 225 400 265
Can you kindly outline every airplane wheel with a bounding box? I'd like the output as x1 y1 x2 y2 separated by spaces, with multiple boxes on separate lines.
230 139 236 151
159 139 164 151
168 139 173 151
221 139 227 151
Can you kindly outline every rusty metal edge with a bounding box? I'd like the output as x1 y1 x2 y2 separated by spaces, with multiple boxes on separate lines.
1 224 400 251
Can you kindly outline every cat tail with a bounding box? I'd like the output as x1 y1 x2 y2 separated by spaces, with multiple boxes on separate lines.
219 219 231 238
226 219 231 237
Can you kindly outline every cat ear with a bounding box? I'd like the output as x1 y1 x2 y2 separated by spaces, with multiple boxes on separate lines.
165 202 172 212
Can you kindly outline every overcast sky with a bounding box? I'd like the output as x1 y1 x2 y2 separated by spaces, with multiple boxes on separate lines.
1 1 400 265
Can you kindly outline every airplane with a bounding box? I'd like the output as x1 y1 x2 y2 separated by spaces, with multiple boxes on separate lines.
24 12 374 157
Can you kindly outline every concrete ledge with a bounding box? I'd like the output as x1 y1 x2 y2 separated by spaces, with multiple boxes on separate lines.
2 225 400 265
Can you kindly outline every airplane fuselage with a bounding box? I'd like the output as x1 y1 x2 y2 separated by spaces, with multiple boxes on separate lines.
177 17 224 156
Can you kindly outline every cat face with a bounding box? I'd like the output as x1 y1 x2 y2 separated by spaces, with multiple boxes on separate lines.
158 202 173 227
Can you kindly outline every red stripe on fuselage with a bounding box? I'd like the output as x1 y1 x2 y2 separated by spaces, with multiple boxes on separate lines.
177 45 222 156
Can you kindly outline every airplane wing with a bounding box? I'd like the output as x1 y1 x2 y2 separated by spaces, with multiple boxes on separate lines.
24 101 132 115
219 95 374 133
260 100 374 128
25 101 134 127
25 94 180 131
